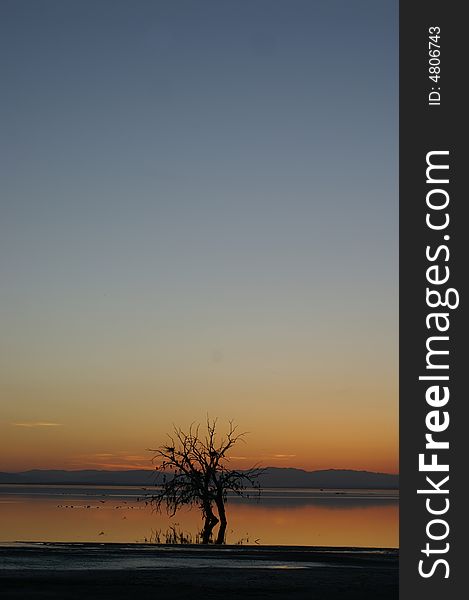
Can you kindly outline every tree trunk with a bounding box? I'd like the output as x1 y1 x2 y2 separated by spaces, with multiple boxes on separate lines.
201 504 218 544
215 496 227 545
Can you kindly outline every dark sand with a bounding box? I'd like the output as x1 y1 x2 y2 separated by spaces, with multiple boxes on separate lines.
0 543 398 599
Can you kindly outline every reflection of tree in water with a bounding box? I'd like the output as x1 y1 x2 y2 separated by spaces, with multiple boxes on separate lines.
147 418 264 544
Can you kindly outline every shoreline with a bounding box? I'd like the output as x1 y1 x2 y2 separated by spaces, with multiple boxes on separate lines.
0 540 399 558
0 542 398 599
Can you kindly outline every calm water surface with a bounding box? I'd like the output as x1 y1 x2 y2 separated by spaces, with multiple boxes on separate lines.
0 485 398 548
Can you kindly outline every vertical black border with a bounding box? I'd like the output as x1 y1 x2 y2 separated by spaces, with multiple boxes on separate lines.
400 1 465 597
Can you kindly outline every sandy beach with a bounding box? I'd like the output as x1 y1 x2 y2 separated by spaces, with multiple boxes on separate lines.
0 543 398 599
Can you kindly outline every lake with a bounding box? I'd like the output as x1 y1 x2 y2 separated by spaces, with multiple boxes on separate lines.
0 485 398 548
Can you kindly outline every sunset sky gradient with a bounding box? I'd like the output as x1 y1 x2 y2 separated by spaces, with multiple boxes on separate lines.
0 0 398 473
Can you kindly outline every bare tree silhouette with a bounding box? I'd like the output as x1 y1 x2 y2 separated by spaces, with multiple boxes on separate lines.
148 418 263 544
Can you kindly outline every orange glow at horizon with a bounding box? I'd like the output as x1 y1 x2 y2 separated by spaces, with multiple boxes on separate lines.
1 342 398 474
0 401 398 474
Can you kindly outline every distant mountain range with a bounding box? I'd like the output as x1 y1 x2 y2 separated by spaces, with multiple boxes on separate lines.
0 468 398 489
